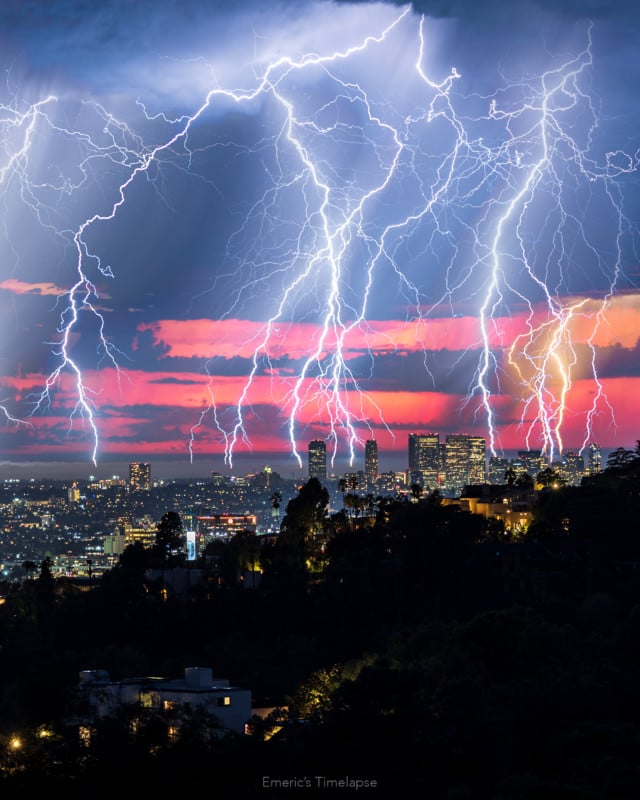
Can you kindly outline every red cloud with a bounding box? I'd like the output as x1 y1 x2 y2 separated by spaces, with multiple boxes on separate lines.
138 291 640 362
0 278 65 296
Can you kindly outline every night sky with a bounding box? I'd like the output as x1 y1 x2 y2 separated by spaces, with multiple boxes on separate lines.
0 0 638 479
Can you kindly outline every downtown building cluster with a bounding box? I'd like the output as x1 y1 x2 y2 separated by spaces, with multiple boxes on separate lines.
308 436 603 497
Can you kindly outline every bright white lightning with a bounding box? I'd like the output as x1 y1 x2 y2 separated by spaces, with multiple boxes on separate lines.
0 10 636 468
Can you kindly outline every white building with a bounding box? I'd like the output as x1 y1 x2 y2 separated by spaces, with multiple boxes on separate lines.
76 666 252 736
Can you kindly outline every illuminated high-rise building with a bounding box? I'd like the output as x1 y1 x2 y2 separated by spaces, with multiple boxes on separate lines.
488 456 510 485
365 439 378 489
559 450 585 486
308 440 327 482
516 450 547 478
588 442 602 476
444 434 486 496
469 436 487 485
129 462 151 491
408 433 440 489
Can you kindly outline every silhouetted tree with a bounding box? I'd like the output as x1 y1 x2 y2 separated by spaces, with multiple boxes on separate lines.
154 511 185 564
22 560 37 580
270 490 282 530
607 446 638 472
536 466 566 488
514 472 534 490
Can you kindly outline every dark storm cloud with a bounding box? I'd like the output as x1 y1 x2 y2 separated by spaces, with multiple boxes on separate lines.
352 349 482 394
338 0 635 22
595 341 640 378
0 0 300 94
1 0 638 466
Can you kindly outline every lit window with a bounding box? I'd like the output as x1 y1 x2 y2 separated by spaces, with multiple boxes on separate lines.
163 700 178 711
217 696 231 707
139 692 153 708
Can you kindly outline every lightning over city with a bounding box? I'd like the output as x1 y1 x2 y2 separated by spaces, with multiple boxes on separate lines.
0 0 638 478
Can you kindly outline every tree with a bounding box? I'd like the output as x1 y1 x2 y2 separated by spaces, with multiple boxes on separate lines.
264 478 329 589
514 472 534 490
505 467 517 487
606 447 638 472
337 478 347 507
22 560 37 580
34 557 56 623
281 478 329 540
536 467 566 488
230 530 262 588
270 491 282 531
155 511 184 563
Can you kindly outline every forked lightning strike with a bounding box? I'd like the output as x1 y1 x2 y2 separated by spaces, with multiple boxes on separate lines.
0 9 636 468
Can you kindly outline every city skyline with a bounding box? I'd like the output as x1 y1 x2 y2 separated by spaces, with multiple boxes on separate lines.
1 1 639 476
0 434 613 483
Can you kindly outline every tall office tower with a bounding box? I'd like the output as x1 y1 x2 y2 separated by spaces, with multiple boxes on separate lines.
365 439 379 489
588 442 602 476
488 456 511 485
444 434 486 496
129 462 151 491
408 433 440 489
308 439 327 482
560 450 585 486
516 450 547 477
469 436 487 484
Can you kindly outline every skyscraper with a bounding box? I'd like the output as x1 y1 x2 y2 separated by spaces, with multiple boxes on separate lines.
488 456 510 485
444 434 486 496
365 439 378 489
515 450 548 478
469 436 487 485
129 462 151 491
408 433 440 489
308 440 327 482
559 450 585 485
588 442 602 476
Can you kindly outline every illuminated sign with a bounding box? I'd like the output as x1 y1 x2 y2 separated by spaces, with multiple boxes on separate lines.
186 531 197 561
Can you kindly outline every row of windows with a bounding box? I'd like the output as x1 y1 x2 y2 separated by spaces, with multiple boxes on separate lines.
149 695 232 711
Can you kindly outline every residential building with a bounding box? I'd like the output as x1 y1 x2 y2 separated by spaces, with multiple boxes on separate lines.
75 666 251 738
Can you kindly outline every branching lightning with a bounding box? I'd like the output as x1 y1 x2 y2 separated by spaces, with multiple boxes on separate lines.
0 7 637 469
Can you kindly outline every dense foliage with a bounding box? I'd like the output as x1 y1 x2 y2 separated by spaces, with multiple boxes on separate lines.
1 448 640 796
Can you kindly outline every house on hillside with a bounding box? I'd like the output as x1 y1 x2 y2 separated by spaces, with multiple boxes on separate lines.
73 666 252 741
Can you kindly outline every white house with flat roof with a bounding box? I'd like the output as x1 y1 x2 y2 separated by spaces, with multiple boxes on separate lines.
76 666 251 736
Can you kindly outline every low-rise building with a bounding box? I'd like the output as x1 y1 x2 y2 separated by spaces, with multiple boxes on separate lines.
75 666 252 737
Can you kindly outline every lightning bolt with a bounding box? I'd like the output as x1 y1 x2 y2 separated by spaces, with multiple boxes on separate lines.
1 9 637 470
473 25 635 462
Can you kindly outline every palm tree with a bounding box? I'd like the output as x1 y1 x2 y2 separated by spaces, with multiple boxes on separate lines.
337 478 347 510
270 491 282 530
